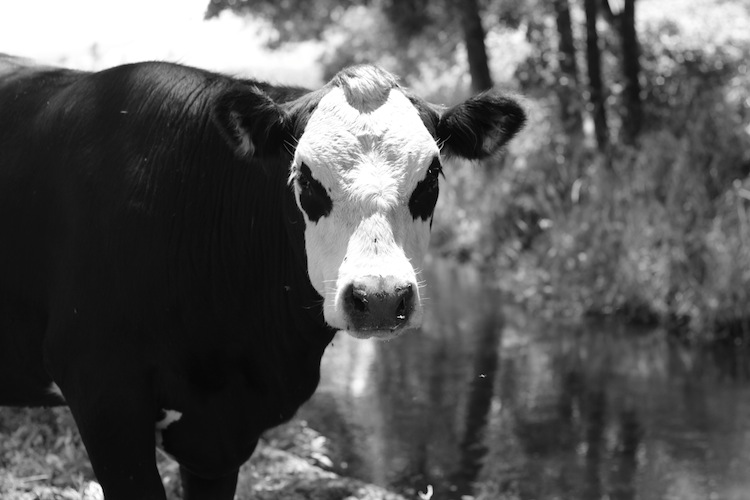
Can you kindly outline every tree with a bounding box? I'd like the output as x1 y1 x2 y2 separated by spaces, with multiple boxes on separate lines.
553 0 584 137
603 0 643 144
204 0 496 94
381 0 430 41
458 0 493 93
584 0 610 152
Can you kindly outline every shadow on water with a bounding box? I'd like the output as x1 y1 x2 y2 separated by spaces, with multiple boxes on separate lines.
297 259 750 500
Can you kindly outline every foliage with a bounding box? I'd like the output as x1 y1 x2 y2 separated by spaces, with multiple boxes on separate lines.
316 6 414 82
638 1 750 134
204 0 361 47
497 42 748 340
205 0 455 59
424 0 750 341
205 0 528 93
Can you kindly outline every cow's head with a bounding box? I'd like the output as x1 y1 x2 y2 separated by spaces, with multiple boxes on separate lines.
213 65 525 339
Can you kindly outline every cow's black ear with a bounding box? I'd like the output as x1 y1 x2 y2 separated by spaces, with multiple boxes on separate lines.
212 86 289 159
437 91 526 160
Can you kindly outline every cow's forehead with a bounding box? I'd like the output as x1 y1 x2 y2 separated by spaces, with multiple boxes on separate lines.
295 86 439 181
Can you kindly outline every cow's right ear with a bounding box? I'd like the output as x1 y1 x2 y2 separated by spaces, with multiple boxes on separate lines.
212 86 289 160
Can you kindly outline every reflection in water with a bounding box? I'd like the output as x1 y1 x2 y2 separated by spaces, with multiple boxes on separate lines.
453 291 502 498
297 260 750 499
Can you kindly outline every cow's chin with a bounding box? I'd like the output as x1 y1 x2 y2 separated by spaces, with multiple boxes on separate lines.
342 326 415 341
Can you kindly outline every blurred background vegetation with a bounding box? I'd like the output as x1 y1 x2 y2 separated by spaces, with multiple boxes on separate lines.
206 0 750 343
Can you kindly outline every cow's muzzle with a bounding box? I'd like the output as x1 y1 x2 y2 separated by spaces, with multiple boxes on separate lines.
342 275 416 336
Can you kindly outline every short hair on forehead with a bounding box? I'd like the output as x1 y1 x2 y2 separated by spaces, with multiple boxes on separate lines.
331 65 400 113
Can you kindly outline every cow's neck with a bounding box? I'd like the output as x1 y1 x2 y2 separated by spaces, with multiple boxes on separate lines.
162 150 332 350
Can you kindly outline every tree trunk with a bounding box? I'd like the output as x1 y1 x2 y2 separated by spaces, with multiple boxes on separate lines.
619 0 643 144
382 0 429 41
584 0 609 152
458 0 493 93
553 0 583 137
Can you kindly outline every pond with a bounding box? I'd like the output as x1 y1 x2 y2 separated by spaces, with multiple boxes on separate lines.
296 259 750 500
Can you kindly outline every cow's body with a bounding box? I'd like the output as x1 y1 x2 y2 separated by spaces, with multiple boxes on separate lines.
0 54 524 499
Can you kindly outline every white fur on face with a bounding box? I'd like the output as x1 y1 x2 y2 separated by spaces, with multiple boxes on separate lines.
293 86 439 337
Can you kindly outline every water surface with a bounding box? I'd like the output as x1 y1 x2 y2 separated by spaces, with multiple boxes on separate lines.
298 260 750 500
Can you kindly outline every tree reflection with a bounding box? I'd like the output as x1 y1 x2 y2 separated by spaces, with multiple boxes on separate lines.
609 408 641 500
304 263 750 500
583 388 606 500
452 301 503 498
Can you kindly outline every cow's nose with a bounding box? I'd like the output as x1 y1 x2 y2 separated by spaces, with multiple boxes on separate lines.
343 276 415 331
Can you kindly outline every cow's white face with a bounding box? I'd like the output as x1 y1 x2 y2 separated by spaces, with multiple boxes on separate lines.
213 64 526 340
292 83 440 339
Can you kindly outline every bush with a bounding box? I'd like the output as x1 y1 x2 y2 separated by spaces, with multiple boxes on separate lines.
497 81 750 338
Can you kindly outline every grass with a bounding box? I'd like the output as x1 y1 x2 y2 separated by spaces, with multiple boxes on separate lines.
0 407 406 500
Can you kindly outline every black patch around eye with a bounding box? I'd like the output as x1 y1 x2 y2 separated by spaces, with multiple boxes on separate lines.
408 158 442 222
297 163 333 223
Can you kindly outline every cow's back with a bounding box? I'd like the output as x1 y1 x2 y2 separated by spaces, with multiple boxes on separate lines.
0 58 225 298
1 58 91 295
0 58 244 404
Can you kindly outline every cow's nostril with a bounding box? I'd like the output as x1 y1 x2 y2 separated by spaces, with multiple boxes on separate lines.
350 285 369 313
396 300 406 321
395 284 414 322
342 279 416 331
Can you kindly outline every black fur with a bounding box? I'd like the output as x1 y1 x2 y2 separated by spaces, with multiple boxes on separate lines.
296 163 333 222
408 157 442 221
212 84 289 159
437 91 526 159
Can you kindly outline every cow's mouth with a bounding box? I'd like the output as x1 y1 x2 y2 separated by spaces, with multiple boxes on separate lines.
343 324 416 341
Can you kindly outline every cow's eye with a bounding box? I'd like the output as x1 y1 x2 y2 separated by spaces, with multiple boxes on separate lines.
297 163 332 222
408 158 442 221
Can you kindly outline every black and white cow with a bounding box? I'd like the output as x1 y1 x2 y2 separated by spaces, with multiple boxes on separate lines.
0 54 525 499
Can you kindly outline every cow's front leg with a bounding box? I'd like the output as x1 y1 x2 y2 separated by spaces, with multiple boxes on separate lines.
57 373 166 500
179 465 239 500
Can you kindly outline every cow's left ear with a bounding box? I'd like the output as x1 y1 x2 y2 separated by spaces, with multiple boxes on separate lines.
212 86 290 160
437 91 526 160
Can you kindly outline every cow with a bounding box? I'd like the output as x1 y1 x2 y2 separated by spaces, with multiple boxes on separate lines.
0 53 525 500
